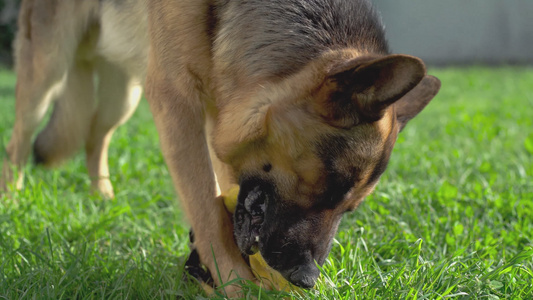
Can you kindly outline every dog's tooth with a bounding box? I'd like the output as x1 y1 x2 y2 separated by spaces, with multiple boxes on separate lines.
255 235 260 242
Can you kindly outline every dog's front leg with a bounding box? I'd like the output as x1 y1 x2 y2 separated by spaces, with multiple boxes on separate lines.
145 65 254 296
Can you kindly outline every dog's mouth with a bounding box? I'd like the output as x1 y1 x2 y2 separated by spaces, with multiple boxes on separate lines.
234 185 267 255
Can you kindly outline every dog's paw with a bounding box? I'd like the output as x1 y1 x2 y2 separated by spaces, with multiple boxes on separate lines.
1 159 23 193
91 178 115 199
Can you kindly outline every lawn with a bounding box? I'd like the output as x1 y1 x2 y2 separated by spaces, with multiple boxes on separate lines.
1 67 532 299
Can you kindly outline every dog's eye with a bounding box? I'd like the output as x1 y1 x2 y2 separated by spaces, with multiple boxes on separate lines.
262 163 272 173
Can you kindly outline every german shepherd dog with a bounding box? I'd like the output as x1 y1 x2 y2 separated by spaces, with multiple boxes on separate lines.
1 0 440 294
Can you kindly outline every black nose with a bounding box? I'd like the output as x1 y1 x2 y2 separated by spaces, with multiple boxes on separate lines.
288 263 320 289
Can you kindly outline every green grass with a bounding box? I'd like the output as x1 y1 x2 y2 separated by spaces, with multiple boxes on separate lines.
1 66 532 299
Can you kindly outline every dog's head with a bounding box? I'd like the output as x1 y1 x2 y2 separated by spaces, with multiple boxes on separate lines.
214 54 440 288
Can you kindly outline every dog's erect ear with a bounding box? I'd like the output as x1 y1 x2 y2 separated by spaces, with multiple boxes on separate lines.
314 54 426 128
394 75 441 131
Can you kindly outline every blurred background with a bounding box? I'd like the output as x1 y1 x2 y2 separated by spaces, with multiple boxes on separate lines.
0 0 17 67
1 0 533 67
372 0 533 65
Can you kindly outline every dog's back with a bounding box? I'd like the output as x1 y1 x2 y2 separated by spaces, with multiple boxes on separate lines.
214 0 389 80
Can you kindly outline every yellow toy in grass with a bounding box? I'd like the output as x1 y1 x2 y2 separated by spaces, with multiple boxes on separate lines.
221 186 298 292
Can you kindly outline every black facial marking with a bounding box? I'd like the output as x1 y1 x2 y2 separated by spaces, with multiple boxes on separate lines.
315 135 359 208
322 166 359 209
367 149 390 185
262 163 272 173
367 126 396 184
